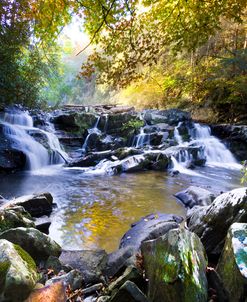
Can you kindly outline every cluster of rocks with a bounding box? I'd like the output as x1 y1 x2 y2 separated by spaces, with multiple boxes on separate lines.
0 187 246 301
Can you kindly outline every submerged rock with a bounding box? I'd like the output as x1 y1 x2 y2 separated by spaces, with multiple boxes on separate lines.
175 186 216 208
187 188 247 256
119 213 183 251
141 228 208 302
0 239 39 302
216 223 247 302
4 192 54 217
59 249 108 285
0 227 61 263
0 207 35 233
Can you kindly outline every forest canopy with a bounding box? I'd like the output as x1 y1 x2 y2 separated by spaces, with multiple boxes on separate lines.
0 0 246 121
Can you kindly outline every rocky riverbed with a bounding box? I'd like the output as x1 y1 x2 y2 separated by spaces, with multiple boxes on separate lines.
0 105 247 301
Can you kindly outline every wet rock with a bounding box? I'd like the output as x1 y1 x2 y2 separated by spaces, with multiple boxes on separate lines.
216 223 247 302
110 280 149 302
119 213 183 251
0 239 39 302
104 246 136 279
108 266 142 292
82 283 104 296
175 186 216 208
0 227 61 263
4 192 54 217
59 249 108 285
97 296 110 302
0 207 35 233
45 256 65 275
141 228 208 302
0 124 26 173
143 109 191 126
25 281 66 302
187 188 247 256
46 269 83 291
51 112 79 131
207 269 229 302
34 216 51 234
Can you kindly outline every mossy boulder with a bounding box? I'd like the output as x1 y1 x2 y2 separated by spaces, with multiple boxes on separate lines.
187 188 247 256
0 239 38 302
0 227 61 263
141 228 208 302
216 223 247 302
0 207 35 233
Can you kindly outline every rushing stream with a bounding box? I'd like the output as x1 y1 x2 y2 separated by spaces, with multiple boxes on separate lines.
0 109 243 252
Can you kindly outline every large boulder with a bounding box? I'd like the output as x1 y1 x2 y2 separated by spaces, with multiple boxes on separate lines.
119 213 183 251
141 228 208 302
4 193 54 217
187 188 247 256
0 239 39 302
143 109 191 126
216 223 247 302
175 186 216 208
59 249 108 285
0 227 61 263
0 207 35 233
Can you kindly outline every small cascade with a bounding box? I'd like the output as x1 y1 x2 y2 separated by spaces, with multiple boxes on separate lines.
191 123 239 168
174 122 183 145
0 109 67 170
82 116 101 153
133 127 151 148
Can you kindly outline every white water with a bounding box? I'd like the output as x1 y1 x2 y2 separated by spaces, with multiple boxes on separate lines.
171 122 241 174
1 110 67 170
82 116 101 153
133 128 151 148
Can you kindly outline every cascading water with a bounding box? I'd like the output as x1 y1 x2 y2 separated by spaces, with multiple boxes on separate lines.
171 122 241 173
0 109 67 170
133 128 150 148
82 116 101 153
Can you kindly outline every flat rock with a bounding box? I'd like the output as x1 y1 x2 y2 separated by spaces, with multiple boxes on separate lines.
216 223 247 302
59 249 108 285
3 193 54 217
187 188 247 256
119 213 183 251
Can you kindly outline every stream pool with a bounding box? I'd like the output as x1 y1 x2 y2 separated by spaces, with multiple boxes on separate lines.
0 164 242 252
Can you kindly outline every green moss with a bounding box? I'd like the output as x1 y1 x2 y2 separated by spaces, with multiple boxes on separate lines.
14 244 36 273
122 119 144 131
0 261 10 291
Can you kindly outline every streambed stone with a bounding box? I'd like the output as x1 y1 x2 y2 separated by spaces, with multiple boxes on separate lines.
141 228 208 302
119 213 183 251
4 192 54 217
109 281 149 302
0 239 39 302
175 186 215 208
0 207 35 233
187 188 247 256
216 223 247 302
0 227 61 263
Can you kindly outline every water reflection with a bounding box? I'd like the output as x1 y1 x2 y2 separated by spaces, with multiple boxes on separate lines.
0 165 242 252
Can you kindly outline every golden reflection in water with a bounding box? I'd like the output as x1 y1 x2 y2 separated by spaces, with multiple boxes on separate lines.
59 171 186 252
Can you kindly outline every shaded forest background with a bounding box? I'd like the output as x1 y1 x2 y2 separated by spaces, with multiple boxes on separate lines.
0 0 246 122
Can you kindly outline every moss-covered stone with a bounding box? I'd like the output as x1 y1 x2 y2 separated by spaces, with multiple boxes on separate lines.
0 227 61 263
216 223 247 302
0 239 39 302
0 208 35 234
141 228 208 302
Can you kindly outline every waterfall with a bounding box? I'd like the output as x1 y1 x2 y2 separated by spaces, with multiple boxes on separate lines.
191 123 239 168
1 110 67 170
133 127 151 148
82 116 101 153
171 122 241 173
